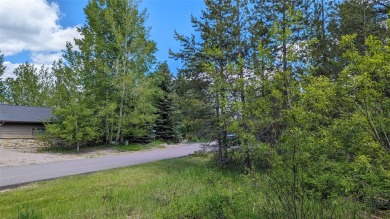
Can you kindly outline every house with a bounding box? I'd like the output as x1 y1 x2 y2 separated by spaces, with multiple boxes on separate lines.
0 104 54 139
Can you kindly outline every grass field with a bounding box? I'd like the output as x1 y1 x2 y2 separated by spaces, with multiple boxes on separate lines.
0 156 375 218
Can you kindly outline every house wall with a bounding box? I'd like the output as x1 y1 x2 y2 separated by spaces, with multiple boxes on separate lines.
0 139 48 152
0 123 48 151
0 124 45 139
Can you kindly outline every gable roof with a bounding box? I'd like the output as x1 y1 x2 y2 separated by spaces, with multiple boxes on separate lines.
0 104 54 123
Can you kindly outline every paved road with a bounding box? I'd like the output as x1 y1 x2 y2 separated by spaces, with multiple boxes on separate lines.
0 143 202 189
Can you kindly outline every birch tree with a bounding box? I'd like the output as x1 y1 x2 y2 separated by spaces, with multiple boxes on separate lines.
66 0 156 144
0 51 6 103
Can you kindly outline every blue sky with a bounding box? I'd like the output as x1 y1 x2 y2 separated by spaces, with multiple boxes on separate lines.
0 0 205 77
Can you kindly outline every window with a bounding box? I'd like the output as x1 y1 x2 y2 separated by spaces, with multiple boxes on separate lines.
32 128 46 136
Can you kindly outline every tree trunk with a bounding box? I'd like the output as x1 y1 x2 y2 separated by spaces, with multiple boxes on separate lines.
215 90 223 163
75 110 79 152
116 83 125 143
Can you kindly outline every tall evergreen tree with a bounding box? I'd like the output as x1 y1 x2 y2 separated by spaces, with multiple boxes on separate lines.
334 0 389 49
304 0 341 79
171 0 253 164
323 0 390 79
154 62 176 142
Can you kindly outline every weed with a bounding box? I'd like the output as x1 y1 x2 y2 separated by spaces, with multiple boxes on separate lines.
17 207 40 219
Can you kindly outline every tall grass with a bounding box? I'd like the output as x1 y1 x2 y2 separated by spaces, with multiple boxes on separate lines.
0 156 374 218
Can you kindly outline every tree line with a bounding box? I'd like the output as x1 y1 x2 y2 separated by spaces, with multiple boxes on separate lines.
0 0 389 214
169 0 390 215
0 0 178 150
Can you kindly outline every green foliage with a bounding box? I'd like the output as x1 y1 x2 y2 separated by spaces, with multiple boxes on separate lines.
153 62 177 142
339 34 390 151
331 0 389 54
4 63 52 106
45 96 101 151
172 1 389 213
43 0 158 146
262 37 390 209
1 0 389 214
78 0 157 143
173 76 215 141
171 0 259 163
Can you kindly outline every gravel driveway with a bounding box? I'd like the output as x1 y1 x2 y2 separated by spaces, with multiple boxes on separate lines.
0 143 202 188
0 143 203 167
0 147 127 167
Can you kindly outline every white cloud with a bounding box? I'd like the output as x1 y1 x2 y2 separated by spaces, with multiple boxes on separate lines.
0 0 81 56
31 52 63 65
3 61 19 79
0 0 82 80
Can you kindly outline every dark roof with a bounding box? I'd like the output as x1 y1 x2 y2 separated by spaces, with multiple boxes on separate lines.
0 104 54 123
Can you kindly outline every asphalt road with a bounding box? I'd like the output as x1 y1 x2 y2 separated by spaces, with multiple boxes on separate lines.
0 143 202 189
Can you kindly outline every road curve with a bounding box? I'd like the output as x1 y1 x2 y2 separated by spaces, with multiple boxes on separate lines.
0 143 202 189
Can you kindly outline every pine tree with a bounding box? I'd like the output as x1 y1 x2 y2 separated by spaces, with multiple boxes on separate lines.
171 0 253 164
334 0 389 51
154 63 176 142
324 0 389 79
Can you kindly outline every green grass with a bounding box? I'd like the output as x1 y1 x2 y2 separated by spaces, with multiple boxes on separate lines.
0 156 378 218
115 140 166 152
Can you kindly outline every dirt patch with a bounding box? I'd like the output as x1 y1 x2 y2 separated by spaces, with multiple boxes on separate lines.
0 147 127 167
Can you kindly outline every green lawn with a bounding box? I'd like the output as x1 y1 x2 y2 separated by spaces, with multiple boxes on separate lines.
0 156 371 218
115 140 166 152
